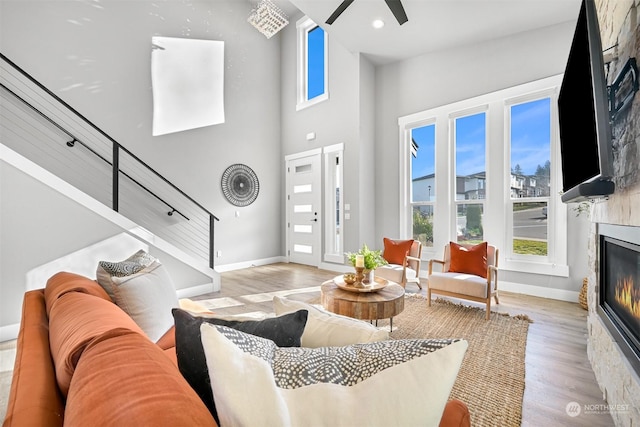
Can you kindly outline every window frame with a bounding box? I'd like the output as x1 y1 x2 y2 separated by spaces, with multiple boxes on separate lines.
409 121 437 250
323 143 344 264
399 75 568 277
296 16 329 111
503 88 567 275
450 106 488 244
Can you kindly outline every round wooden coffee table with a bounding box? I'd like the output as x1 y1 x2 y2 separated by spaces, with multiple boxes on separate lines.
320 277 405 330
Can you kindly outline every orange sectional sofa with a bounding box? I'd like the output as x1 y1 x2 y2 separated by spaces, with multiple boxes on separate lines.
3 271 470 427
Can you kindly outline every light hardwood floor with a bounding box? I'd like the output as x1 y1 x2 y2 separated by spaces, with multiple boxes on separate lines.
0 263 615 426
195 263 615 427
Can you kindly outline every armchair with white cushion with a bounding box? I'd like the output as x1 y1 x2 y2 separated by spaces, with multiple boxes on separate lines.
375 238 423 289
427 242 499 320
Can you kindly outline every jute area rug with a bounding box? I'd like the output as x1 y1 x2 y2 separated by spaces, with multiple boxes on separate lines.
376 295 531 427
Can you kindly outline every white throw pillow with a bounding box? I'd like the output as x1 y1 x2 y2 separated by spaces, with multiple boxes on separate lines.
200 323 468 427
96 249 157 301
110 261 179 343
273 296 389 347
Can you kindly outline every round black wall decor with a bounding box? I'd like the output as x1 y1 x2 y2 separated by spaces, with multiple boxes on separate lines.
221 164 259 207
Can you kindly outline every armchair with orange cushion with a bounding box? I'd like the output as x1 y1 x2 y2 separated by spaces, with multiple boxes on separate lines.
427 242 499 320
375 238 423 289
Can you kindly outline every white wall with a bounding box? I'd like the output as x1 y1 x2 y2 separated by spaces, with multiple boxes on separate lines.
0 0 283 266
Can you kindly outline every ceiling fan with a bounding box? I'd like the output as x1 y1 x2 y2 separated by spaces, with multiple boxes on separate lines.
326 0 408 26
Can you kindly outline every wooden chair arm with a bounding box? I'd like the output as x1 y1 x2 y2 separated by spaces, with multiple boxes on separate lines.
405 255 421 273
428 259 445 275
405 255 421 264
487 265 499 288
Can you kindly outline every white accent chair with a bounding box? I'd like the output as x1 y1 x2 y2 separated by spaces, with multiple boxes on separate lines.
427 243 499 320
375 239 423 289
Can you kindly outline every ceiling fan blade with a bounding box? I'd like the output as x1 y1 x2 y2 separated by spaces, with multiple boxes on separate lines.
326 0 356 25
384 0 408 25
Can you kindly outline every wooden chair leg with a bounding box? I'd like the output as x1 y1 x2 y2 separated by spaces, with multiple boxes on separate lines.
494 293 500 304
416 279 422 290
427 289 432 306
485 297 491 320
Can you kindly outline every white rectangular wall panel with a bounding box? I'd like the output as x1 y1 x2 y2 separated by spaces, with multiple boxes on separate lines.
151 37 225 136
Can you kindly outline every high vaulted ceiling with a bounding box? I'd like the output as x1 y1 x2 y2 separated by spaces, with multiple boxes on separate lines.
269 0 582 65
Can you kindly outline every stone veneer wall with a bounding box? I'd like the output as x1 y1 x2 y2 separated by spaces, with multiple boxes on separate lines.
587 0 640 425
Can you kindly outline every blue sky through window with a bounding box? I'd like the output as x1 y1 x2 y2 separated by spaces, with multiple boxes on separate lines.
411 125 435 180
456 113 486 176
511 98 551 175
410 101 550 180
307 26 324 100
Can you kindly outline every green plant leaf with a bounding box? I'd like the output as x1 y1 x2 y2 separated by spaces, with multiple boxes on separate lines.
344 244 388 270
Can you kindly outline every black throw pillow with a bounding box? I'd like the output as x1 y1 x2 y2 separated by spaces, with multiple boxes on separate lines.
171 308 308 423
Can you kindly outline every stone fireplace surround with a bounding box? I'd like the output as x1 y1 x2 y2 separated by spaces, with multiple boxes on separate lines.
597 223 640 371
585 0 640 424
588 188 640 425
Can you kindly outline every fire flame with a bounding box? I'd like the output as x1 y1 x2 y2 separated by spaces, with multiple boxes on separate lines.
614 276 640 319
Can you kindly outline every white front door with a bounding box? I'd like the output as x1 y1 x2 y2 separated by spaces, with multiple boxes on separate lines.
286 151 321 266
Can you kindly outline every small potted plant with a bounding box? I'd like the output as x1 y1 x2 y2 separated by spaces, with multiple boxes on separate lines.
345 244 387 283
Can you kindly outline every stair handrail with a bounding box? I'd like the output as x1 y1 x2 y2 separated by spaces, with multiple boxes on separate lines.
1 52 219 268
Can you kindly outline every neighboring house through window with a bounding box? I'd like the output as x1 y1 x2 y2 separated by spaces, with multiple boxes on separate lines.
453 109 487 244
410 122 436 249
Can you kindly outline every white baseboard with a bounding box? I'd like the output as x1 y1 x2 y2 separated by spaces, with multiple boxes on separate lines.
176 281 218 298
498 280 580 303
214 256 287 273
216 258 346 276
0 323 19 343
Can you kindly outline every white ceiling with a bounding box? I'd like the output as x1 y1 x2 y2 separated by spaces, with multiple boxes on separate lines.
268 0 582 65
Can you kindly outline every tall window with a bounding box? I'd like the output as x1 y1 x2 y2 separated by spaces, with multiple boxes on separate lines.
399 76 566 276
454 111 486 244
410 124 435 248
324 144 343 263
297 17 328 110
508 97 551 257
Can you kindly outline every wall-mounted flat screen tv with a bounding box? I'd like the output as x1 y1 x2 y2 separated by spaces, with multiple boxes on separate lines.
558 0 614 203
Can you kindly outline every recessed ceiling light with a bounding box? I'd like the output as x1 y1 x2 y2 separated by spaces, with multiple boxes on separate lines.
372 19 385 29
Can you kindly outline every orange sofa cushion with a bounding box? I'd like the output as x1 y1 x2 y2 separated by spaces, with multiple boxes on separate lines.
64 330 216 427
44 272 111 317
48 291 145 396
3 290 64 427
440 399 471 427
383 238 414 265
156 325 176 350
449 241 488 278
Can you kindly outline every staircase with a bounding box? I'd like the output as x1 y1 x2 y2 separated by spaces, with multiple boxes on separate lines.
0 53 220 340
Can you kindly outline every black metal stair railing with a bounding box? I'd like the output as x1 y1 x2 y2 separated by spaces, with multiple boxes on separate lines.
0 52 219 269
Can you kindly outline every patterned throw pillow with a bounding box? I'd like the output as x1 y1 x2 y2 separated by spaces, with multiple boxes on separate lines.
220 326 455 387
96 249 157 300
200 324 468 427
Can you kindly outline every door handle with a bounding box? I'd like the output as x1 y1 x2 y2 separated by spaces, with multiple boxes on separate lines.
310 219 318 222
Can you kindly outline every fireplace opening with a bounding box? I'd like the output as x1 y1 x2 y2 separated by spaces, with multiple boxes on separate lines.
598 226 640 376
